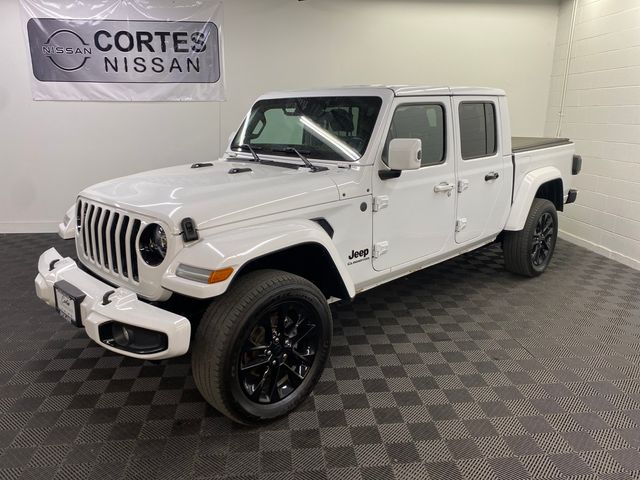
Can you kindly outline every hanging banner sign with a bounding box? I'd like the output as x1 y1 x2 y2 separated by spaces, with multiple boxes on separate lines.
20 1 225 101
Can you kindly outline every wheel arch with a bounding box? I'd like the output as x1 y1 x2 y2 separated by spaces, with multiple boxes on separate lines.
535 178 564 212
232 242 350 300
162 219 356 300
505 167 563 231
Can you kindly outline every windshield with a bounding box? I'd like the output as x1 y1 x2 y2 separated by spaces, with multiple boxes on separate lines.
231 96 383 161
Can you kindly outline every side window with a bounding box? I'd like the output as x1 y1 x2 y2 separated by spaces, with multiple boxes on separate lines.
383 104 445 167
459 102 497 160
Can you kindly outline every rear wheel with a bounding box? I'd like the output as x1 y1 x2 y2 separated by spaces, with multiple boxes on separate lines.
503 198 558 277
191 269 332 425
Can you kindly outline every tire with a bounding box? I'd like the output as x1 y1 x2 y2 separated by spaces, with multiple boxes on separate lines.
503 198 558 277
191 269 332 425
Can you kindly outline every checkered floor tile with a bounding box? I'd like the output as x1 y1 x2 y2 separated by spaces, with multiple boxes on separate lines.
1 233 639 479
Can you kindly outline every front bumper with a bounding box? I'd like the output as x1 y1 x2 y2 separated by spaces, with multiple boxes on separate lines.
35 248 190 360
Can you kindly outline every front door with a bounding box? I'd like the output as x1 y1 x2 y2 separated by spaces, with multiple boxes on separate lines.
453 98 510 244
372 97 456 271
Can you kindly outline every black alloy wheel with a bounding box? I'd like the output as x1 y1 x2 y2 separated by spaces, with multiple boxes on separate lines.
531 212 554 268
191 269 332 425
239 300 320 404
503 198 558 277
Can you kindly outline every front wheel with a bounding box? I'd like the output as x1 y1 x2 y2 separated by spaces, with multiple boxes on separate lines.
503 198 558 277
191 269 332 425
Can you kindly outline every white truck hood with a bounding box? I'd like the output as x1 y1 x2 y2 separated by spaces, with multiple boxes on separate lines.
80 159 341 234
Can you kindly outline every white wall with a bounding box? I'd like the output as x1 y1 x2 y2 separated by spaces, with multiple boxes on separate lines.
545 0 640 270
0 0 561 232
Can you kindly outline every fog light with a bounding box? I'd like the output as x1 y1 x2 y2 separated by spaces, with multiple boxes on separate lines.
113 324 134 347
99 322 168 355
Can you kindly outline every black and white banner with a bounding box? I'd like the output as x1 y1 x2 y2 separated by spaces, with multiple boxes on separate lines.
20 1 225 101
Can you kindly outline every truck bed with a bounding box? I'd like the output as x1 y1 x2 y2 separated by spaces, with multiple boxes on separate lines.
512 136 571 153
510 137 575 210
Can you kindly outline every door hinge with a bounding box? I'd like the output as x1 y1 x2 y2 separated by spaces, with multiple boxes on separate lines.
373 241 389 258
455 218 467 232
458 179 469 193
372 195 389 212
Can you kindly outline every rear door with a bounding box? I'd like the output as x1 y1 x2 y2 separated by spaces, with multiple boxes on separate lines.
453 97 510 244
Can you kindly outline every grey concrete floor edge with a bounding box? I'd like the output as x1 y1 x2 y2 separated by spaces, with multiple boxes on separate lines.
1 233 640 480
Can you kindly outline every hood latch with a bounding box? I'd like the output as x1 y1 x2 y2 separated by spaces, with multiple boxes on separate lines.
181 218 199 242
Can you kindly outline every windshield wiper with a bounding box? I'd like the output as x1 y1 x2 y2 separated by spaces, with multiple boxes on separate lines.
238 144 262 163
272 147 327 172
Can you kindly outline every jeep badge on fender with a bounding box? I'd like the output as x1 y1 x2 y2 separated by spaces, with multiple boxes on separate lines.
35 85 579 425
347 248 370 265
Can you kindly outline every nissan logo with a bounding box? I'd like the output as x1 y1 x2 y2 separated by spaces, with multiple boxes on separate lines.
41 29 92 72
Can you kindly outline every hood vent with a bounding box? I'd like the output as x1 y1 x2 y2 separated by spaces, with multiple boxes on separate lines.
228 167 252 174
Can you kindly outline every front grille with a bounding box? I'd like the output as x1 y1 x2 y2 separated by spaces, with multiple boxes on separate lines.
76 199 142 283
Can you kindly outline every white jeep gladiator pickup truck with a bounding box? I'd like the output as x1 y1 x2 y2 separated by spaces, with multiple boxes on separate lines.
35 86 581 424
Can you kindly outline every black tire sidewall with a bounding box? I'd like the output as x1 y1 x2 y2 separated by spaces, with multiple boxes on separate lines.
215 276 331 422
526 200 558 274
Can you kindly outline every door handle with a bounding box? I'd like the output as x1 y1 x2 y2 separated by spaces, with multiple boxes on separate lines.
434 182 455 196
485 172 499 181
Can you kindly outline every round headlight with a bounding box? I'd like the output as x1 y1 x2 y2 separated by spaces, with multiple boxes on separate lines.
139 224 167 266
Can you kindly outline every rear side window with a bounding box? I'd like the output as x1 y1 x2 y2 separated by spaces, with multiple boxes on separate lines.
459 102 497 160
383 104 445 167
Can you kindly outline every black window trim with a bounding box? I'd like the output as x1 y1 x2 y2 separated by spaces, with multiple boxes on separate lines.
459 101 499 161
382 101 448 169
